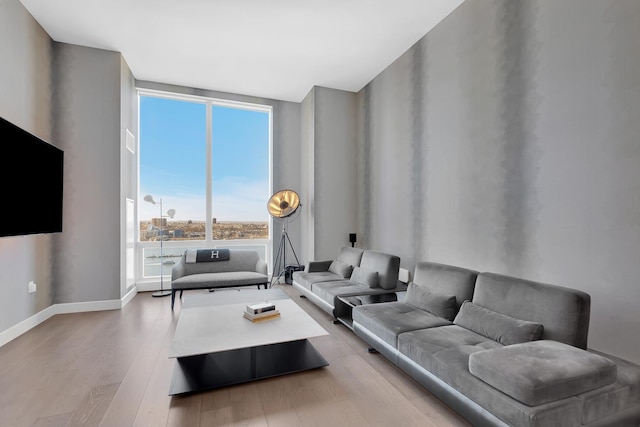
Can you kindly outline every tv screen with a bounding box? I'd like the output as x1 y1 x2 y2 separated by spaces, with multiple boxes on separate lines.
1 116 64 237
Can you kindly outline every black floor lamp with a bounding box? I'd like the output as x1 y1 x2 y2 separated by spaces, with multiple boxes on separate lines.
267 189 301 287
144 195 175 297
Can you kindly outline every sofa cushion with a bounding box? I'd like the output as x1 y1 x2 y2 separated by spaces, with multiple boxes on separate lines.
405 283 457 320
291 271 343 291
351 266 378 288
413 262 478 310
359 250 400 290
336 246 365 267
468 340 618 406
576 349 640 424
473 272 590 349
418 344 583 427
454 301 543 346
328 260 354 278
171 271 268 290
352 302 451 348
398 325 503 370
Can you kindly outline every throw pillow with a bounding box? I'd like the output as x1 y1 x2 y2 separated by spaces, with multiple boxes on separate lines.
350 266 379 288
328 260 354 278
405 283 458 320
453 301 544 346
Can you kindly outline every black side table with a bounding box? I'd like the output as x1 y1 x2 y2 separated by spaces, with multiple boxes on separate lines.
334 292 399 330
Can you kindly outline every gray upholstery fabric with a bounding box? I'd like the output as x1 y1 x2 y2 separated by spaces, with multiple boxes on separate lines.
454 301 544 346
359 250 400 290
398 325 503 371
328 259 354 278
170 249 267 290
577 349 640 424
171 271 267 290
473 273 591 349
352 302 452 348
405 283 457 320
413 262 478 310
469 340 617 407
350 266 379 288
291 271 344 291
424 345 584 427
336 246 365 267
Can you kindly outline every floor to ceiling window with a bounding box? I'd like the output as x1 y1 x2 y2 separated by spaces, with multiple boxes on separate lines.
137 90 272 282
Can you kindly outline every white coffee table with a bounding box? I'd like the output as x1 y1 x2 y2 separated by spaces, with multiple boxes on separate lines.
168 288 329 395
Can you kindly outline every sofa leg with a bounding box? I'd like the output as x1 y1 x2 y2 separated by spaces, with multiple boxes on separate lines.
299 295 307 299
332 319 341 324
171 291 176 310
367 347 379 354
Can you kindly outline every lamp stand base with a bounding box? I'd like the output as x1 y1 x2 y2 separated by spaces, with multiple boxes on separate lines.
152 290 172 297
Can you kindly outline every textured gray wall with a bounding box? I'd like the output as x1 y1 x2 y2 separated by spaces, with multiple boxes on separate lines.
0 0 55 330
358 0 640 364
300 89 315 264
52 43 123 302
313 87 358 260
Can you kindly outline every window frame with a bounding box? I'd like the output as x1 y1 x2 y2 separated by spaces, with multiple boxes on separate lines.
135 89 273 286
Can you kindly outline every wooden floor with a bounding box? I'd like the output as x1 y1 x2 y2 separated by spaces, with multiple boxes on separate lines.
0 284 471 427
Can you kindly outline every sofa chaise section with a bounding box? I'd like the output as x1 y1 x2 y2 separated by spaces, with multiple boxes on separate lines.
352 263 640 426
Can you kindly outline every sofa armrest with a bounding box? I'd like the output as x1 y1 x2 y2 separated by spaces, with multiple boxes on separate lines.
306 260 333 273
171 258 186 281
255 258 268 275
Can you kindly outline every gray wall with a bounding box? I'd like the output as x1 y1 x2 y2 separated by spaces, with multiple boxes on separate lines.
1 0 134 338
0 0 55 330
52 43 125 302
312 87 358 260
357 0 640 364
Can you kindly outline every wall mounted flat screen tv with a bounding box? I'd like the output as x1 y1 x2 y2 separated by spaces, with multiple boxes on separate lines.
1 116 64 237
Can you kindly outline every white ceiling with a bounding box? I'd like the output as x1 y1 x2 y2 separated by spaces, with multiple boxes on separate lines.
19 0 464 103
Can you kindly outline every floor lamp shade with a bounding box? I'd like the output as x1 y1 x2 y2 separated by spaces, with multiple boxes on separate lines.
267 189 300 219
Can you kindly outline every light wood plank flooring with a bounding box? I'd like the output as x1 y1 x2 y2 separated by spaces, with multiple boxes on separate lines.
0 285 471 427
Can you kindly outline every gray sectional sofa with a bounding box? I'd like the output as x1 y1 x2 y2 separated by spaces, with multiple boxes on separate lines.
291 246 407 318
350 261 640 427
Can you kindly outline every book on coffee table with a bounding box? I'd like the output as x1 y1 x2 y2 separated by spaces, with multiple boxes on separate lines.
246 302 276 315
243 309 280 322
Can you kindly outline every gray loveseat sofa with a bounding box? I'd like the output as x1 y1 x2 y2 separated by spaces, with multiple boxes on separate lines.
352 261 640 427
170 248 268 309
291 246 407 318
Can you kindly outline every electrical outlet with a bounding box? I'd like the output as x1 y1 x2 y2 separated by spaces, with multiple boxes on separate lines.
28 281 36 293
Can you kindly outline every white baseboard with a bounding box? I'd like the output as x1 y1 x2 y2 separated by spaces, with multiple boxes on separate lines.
0 286 139 348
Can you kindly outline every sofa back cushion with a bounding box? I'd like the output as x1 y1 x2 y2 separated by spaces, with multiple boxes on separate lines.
412 262 478 310
328 260 354 278
336 246 365 268
359 250 400 290
454 301 544 345
406 283 458 320
473 272 591 349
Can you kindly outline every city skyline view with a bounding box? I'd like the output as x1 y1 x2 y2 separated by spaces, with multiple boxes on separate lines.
139 220 268 242
138 95 270 223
